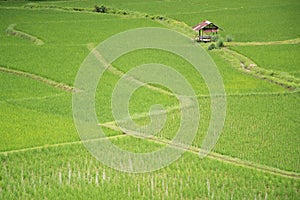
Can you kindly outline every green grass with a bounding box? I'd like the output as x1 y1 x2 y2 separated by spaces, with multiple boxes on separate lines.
0 8 164 84
0 72 76 151
111 48 285 95
0 71 126 152
0 101 77 151
231 44 300 78
209 50 286 93
0 72 61 101
138 92 299 172
96 80 298 174
214 92 300 172
0 139 299 199
0 0 27 7
112 49 209 95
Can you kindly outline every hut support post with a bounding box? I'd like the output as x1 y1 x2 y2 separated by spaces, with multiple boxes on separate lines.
199 30 203 41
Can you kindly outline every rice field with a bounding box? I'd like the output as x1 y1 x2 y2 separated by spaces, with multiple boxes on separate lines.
34 0 300 42
231 44 300 78
0 0 299 199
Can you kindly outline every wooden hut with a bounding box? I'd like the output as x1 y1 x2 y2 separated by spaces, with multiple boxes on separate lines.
192 20 223 42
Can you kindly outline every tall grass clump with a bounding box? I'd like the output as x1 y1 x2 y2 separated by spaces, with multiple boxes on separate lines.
211 35 219 42
208 43 216 50
208 35 232 50
225 35 233 42
216 38 225 48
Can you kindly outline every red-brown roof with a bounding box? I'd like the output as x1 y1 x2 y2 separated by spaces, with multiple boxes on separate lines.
192 20 212 31
192 20 223 31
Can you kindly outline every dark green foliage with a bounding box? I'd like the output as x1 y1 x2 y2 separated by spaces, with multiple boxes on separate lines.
94 5 107 13
216 38 225 48
226 35 233 42
156 15 165 20
208 36 225 50
211 35 219 42
73 7 84 12
208 43 216 50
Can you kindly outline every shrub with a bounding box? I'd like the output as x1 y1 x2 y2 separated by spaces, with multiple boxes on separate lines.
73 8 83 12
216 38 225 48
156 15 165 20
211 35 219 42
225 35 233 42
208 43 216 50
94 5 107 13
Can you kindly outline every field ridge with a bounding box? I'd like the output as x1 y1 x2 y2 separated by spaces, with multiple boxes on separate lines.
198 90 299 98
220 48 300 90
6 24 44 45
0 93 66 103
0 134 126 155
0 66 75 92
89 47 174 96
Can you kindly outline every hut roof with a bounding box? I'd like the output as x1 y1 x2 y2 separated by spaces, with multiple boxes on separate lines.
192 20 223 31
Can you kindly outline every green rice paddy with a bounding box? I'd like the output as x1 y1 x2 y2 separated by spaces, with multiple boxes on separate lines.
0 0 299 199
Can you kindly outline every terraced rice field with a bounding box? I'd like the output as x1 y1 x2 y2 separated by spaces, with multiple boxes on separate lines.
0 0 299 199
